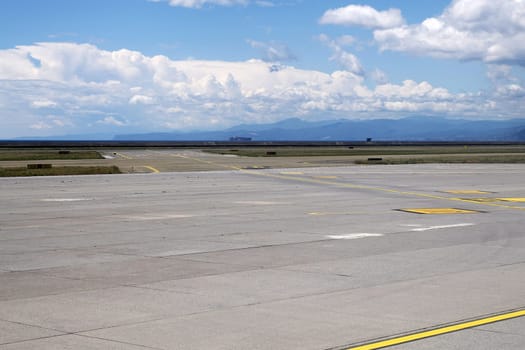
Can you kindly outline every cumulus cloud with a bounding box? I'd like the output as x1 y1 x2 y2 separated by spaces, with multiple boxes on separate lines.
0 42 520 138
373 0 525 66
320 4 405 29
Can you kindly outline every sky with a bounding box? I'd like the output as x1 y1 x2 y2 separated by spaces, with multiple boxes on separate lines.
0 0 524 138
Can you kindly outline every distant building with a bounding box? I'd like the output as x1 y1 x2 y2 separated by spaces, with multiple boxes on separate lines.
229 136 252 141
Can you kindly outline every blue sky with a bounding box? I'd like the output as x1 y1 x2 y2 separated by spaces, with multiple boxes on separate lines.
0 0 524 138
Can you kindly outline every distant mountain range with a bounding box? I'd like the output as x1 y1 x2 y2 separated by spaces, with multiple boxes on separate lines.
114 117 525 141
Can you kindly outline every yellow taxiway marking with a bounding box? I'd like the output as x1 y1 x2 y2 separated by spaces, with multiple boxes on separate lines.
169 153 525 212
444 190 491 194
346 308 525 350
497 197 525 202
280 171 304 175
313 175 338 179
399 208 481 215
459 198 500 203
114 152 133 160
142 165 160 173
255 174 525 212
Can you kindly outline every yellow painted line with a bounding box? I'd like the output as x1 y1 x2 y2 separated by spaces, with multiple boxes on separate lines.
280 171 304 175
114 152 133 160
346 308 525 350
142 165 160 173
461 198 500 203
314 176 338 179
398 208 481 215
497 197 525 202
444 190 491 195
249 173 525 212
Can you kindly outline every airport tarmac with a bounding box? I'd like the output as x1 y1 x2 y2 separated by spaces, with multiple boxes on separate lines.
1 155 525 349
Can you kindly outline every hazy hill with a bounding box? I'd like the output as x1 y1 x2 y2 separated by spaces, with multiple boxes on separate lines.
114 117 525 141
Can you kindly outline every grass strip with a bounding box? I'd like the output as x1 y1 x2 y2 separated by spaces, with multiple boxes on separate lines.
355 155 525 165
0 150 103 161
0 166 121 177
205 146 525 157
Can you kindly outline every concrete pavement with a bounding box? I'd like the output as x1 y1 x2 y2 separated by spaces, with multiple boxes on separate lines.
1 160 525 349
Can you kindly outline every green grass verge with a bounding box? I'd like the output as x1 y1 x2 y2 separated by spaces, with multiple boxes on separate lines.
0 150 103 161
205 146 525 157
355 155 525 165
0 166 121 177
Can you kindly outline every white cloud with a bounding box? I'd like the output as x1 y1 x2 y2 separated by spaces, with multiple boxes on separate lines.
151 0 279 7
487 64 514 83
30 121 52 130
373 0 525 66
129 94 155 105
165 0 247 8
371 68 388 84
31 99 57 108
0 42 522 138
317 34 363 76
97 116 127 126
247 40 296 62
51 118 73 127
486 64 525 98
333 51 363 76
320 4 405 29
255 0 274 7
375 80 451 99
334 35 356 47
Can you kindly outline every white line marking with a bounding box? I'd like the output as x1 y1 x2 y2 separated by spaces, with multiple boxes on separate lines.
327 233 384 240
411 223 474 232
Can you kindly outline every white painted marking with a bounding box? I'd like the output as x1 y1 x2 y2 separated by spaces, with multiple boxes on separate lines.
411 223 474 232
41 198 94 202
327 233 384 240
102 155 115 159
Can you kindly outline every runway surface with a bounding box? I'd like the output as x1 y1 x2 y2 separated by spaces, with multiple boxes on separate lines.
1 153 525 349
